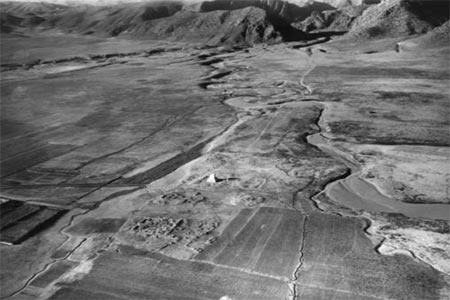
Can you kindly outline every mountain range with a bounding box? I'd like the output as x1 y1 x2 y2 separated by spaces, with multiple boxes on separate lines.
0 0 380 8
1 0 448 45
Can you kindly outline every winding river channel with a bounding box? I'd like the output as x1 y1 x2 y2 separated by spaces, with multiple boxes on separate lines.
292 46 450 221
307 109 450 221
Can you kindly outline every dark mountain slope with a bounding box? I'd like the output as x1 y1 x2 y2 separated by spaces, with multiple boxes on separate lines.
399 20 450 50
186 0 335 23
0 12 22 33
0 2 67 33
121 6 309 45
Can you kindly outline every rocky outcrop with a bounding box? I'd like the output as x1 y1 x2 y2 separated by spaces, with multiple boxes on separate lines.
347 0 450 39
293 0 449 38
293 5 367 32
289 0 380 8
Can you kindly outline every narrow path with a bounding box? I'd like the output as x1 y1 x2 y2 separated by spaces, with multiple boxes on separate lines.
245 112 276 152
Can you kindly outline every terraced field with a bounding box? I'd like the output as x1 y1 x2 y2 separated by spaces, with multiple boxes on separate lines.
0 200 67 245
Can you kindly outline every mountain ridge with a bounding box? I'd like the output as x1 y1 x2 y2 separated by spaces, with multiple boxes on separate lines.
0 1 311 45
1 0 448 45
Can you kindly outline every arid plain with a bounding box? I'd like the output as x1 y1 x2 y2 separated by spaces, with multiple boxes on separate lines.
1 0 450 299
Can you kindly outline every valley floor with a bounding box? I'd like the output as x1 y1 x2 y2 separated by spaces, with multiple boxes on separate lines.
0 34 449 299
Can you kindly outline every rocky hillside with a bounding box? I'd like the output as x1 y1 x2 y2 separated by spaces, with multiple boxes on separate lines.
132 6 308 45
347 0 449 39
0 1 184 35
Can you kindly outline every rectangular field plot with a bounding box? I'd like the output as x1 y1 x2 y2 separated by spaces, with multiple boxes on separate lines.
50 250 287 300
0 186 95 207
0 143 77 178
0 200 67 244
196 206 305 278
0 203 41 230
